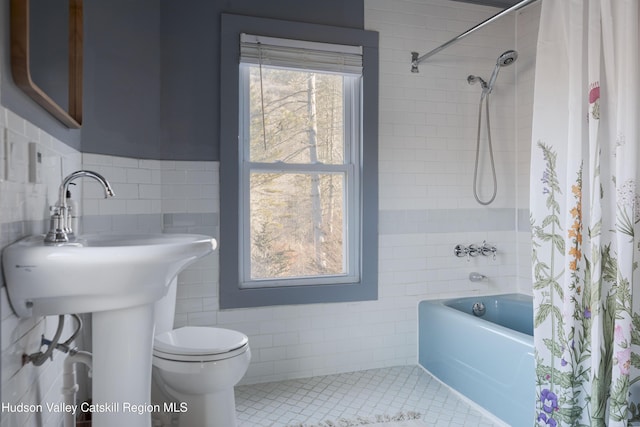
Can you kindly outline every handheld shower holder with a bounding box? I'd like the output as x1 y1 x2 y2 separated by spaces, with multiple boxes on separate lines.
411 52 420 73
467 75 488 90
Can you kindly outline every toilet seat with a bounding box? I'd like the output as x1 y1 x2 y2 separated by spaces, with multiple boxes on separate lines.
153 326 249 362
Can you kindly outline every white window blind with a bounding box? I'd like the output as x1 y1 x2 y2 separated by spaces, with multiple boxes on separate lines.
240 33 363 75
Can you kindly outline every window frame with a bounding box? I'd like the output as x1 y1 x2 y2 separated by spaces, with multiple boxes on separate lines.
220 13 378 309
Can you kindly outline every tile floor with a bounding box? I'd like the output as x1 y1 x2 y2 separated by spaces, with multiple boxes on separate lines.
235 365 504 427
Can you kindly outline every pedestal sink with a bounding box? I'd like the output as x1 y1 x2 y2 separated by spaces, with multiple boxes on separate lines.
2 233 216 427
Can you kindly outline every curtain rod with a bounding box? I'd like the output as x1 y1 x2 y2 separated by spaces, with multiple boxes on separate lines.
410 0 540 72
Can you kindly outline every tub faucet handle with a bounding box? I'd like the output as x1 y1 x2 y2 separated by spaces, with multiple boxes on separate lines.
480 240 497 259
468 244 480 258
454 244 468 258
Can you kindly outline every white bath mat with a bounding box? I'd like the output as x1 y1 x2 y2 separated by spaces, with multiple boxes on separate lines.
286 411 425 427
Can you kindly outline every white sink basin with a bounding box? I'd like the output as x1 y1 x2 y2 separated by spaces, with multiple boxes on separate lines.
3 232 217 427
2 233 216 317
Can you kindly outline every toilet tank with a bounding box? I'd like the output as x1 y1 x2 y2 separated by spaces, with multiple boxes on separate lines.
154 277 178 335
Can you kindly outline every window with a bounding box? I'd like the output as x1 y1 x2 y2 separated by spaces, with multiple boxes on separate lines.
220 14 378 308
239 34 361 289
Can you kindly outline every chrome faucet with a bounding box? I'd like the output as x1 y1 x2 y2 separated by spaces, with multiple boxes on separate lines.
45 170 115 244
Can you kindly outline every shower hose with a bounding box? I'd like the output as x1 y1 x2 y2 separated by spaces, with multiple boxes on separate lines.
473 93 497 205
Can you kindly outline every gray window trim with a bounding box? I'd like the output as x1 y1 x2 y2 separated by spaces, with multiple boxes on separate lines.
219 13 378 309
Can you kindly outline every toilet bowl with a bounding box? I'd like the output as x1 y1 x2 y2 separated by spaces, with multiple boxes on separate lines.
152 279 251 427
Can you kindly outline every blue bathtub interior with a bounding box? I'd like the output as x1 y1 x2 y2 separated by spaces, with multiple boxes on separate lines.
444 293 533 336
418 293 535 426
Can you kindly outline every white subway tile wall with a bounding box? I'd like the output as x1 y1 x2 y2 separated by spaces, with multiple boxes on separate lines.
0 1 541 425
0 107 83 427
80 153 163 218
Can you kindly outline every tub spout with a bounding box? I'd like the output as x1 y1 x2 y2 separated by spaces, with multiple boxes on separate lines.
469 272 487 282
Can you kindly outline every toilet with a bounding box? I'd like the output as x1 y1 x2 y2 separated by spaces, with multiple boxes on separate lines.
152 278 251 427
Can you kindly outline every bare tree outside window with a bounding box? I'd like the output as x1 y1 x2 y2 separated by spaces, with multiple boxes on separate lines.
247 66 346 280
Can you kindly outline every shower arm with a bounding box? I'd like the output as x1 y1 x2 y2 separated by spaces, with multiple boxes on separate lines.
410 0 539 72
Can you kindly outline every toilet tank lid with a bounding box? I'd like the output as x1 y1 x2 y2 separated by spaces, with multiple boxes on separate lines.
154 326 248 355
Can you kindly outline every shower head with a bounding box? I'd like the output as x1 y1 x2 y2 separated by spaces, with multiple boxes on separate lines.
497 50 518 67
487 50 518 92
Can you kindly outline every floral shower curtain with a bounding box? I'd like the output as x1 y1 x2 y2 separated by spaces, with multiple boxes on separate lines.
530 0 640 426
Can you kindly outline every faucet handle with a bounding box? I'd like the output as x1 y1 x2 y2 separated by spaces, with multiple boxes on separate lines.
44 206 69 244
468 244 480 257
480 240 497 258
454 244 468 258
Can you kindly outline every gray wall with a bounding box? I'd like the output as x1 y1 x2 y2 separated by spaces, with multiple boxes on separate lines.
157 0 365 161
1 0 364 161
82 0 162 159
